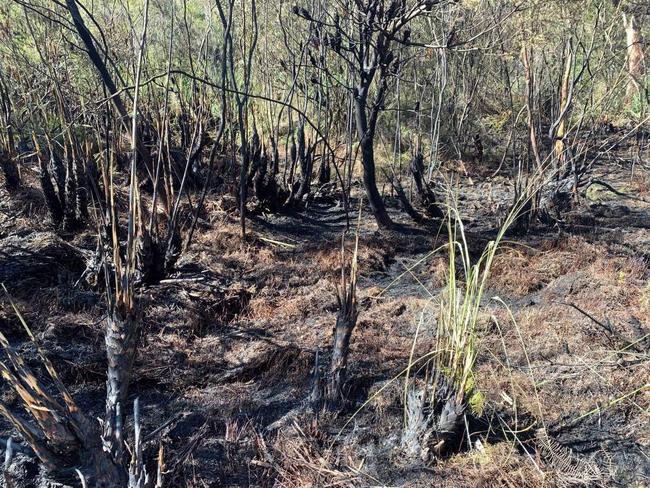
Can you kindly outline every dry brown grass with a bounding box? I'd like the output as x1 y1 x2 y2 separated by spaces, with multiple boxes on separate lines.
476 236 649 431
314 236 394 275
262 420 362 488
428 254 450 288
440 443 549 488
490 237 599 297
2 171 647 486
568 253 648 318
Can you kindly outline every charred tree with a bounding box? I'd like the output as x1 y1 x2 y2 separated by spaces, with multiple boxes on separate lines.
287 120 317 205
38 156 64 227
62 151 78 232
509 174 537 235
31 137 87 231
64 0 154 177
215 0 259 238
250 134 283 211
387 172 427 224
294 120 316 203
100 0 150 476
0 291 127 486
102 297 139 470
0 71 19 190
0 149 19 191
325 235 359 406
355 83 393 227
295 0 442 228
318 152 331 185
411 151 443 219
522 45 542 169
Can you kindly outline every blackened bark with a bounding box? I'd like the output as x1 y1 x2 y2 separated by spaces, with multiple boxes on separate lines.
62 157 78 232
75 156 89 220
38 157 64 227
354 93 392 228
510 197 534 235
326 296 358 404
0 70 19 190
252 147 282 212
0 149 19 190
51 154 66 211
411 152 443 219
103 308 139 475
163 227 181 275
326 265 358 405
431 381 466 457
0 305 126 486
65 0 125 118
240 150 250 237
360 137 392 227
318 153 331 185
294 121 315 203
270 135 279 175
65 0 153 174
389 175 427 224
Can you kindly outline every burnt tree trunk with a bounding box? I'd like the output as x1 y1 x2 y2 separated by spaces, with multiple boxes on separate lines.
411 152 443 219
51 153 66 205
239 147 250 237
354 91 392 228
0 72 19 190
103 306 139 477
522 45 542 169
0 149 19 191
388 174 427 224
75 155 89 221
292 1 442 226
0 303 127 486
36 148 64 227
294 122 315 203
65 0 154 176
270 135 280 175
327 295 358 404
318 153 331 185
326 241 358 405
62 156 78 232
252 144 281 211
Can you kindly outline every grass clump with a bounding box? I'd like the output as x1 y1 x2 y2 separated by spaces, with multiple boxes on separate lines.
402 189 531 461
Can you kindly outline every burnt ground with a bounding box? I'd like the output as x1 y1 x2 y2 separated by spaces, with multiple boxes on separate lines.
0 148 648 487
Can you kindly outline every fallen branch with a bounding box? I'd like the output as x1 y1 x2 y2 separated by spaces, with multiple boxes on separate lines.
584 179 650 203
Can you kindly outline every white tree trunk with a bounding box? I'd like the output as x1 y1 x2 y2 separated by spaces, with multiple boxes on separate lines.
623 13 645 102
